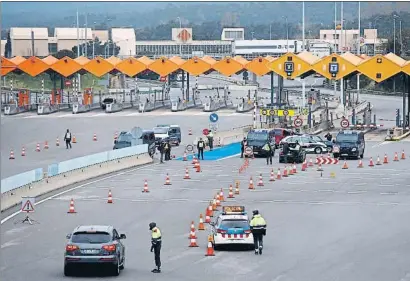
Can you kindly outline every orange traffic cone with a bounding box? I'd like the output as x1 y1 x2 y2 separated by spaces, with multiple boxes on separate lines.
383 154 389 164
198 214 205 230
183 152 187 161
184 168 190 179
269 169 275 181
228 185 234 198
206 202 214 217
189 236 199 247
164 173 172 185
401 150 406 160
67 199 76 213
376 156 382 165
257 174 264 186
205 212 211 223
292 164 297 174
317 164 323 171
142 180 150 193
288 165 294 175
93 133 97 141
235 181 240 195
277 168 282 180
196 163 201 173
369 157 374 167
44 141 49 149
308 158 314 167
188 128 192 135
192 155 197 164
205 237 215 256
219 188 225 201
72 136 77 143
21 147 26 157
393 152 399 162
9 150 15 160
283 167 288 177
36 143 40 152
216 194 221 207
107 190 113 203
248 177 254 189
189 224 197 239
56 137 60 146
301 160 307 171
212 198 217 211
342 161 348 169
358 159 363 168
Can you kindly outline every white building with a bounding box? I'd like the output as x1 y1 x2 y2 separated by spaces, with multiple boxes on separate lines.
221 28 245 41
9 27 49 57
111 28 136 58
307 40 332 58
54 28 93 52
233 40 304 59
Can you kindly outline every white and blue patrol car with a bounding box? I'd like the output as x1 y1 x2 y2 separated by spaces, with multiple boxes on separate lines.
210 206 254 250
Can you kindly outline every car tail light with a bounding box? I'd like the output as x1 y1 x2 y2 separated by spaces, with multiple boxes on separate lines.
244 230 251 234
217 229 226 234
102 244 116 252
66 245 79 251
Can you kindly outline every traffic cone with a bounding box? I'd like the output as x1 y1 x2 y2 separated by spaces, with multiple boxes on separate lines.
142 180 150 193
188 128 192 135
257 174 264 186
342 161 348 169
219 188 225 201
369 157 374 167
184 168 191 179
206 202 214 217
21 147 26 157
277 168 282 180
269 169 275 181
192 155 197 164
36 143 40 152
288 165 294 175
283 167 288 177
164 173 172 185
189 236 199 247
198 214 205 230
317 164 323 171
212 198 217 211
393 152 399 162
401 150 406 160
67 199 76 213
248 177 254 189
189 224 197 239
93 133 97 141
196 163 201 173
107 190 113 203
383 154 389 164
358 159 364 168
292 164 297 174
205 212 211 223
72 136 77 143
228 185 234 198
183 152 188 161
235 181 240 195
216 194 221 207
44 141 49 149
376 156 382 165
301 160 307 171
308 158 314 167
205 237 215 256
56 137 60 146
9 150 15 160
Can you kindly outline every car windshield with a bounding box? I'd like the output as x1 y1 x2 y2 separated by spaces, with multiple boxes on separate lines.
117 134 132 142
71 232 111 244
310 136 324 142
274 129 283 135
336 134 358 143
153 127 169 134
219 219 249 229
247 132 268 142
103 98 114 103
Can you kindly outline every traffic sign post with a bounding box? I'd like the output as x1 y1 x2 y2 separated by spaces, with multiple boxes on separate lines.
340 119 350 129
186 144 194 153
18 197 38 225
209 113 219 123
293 117 303 128
245 146 253 156
203 128 209 136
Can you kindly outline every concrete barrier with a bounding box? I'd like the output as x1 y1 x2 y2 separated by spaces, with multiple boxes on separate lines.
1 144 152 212
37 104 60 115
171 101 187 112
72 102 101 114
4 104 30 115
105 102 124 113
236 101 254 113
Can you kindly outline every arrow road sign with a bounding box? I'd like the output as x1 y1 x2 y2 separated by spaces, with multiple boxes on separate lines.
315 157 339 165
340 119 350 128
293 117 303 127
209 113 219 123
245 146 253 156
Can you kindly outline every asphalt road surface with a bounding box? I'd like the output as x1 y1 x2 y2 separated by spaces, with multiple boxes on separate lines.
1 139 410 281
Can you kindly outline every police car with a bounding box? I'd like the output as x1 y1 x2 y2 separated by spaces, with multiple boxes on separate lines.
153 124 181 146
209 206 254 250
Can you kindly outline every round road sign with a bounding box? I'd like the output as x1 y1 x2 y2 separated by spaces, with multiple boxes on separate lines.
186 144 194 152
283 110 289 116
203 128 209 136
245 146 253 156
340 119 350 128
294 117 303 127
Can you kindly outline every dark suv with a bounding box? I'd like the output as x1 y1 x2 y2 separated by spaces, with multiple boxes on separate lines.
332 130 365 159
246 129 276 157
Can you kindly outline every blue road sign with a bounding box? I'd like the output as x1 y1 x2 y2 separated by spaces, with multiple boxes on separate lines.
209 113 219 123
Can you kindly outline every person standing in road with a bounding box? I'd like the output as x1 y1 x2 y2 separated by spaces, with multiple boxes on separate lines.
197 137 205 160
158 141 165 163
241 137 247 158
325 132 332 141
282 141 289 163
250 210 267 255
263 142 273 165
64 129 72 149
149 222 162 273
207 130 214 151
165 140 171 160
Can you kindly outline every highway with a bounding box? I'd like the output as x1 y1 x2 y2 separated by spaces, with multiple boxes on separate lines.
1 140 410 280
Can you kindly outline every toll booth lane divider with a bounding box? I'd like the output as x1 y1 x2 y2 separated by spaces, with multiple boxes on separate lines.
1 145 152 212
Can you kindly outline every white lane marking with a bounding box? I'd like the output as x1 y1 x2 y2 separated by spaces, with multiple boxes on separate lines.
353 183 367 186
1 163 159 224
347 191 367 194
215 153 241 161
1 239 21 249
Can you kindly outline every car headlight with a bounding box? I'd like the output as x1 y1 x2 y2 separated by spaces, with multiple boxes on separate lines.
351 148 357 152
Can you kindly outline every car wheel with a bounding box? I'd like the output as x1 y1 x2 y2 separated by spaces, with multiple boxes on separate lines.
64 265 72 277
333 153 339 158
119 257 125 270
314 147 322 154
176 142 180 146
112 262 120 276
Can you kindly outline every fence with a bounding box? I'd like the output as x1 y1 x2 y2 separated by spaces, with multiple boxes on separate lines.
1 144 148 194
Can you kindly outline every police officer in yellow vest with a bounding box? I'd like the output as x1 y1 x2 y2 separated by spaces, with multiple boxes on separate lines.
149 222 162 273
250 210 267 255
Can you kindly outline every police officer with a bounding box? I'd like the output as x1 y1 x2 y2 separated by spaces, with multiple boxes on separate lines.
164 140 171 161
282 141 289 163
240 137 247 158
197 137 205 160
149 222 162 273
325 132 332 141
207 130 214 151
158 141 165 163
250 210 267 255
64 129 72 149
263 141 273 165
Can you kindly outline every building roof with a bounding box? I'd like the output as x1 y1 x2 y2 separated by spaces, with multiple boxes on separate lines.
135 40 232 46
54 28 93 40
9 56 26 65
111 28 136 41
10 27 49 40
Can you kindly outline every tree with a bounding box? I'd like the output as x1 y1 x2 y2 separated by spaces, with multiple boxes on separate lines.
4 31 12 58
72 38 120 57
55 49 75 59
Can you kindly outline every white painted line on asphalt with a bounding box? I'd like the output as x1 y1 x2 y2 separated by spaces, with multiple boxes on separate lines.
250 189 272 192
216 174 232 177
353 183 367 186
216 153 241 161
347 191 368 194
380 192 398 195
379 184 395 187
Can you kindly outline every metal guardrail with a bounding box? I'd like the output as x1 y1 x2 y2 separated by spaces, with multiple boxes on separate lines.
1 144 148 194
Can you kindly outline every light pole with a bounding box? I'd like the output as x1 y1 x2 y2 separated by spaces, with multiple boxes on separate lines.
282 16 289 52
373 17 380 56
302 1 305 51
393 14 399 95
356 1 361 104
92 21 97 58
269 24 272 40
176 17 182 57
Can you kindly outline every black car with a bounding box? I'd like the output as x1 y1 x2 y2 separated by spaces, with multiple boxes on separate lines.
101 98 115 110
332 130 365 159
246 129 276 157
279 143 306 163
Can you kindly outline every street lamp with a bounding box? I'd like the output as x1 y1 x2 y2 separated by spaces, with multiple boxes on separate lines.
373 17 380 56
393 14 399 54
282 16 289 52
176 17 182 57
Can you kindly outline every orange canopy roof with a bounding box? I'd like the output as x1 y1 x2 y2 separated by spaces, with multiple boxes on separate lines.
213 57 245 76
1 57 17 76
51 56 83 77
137 56 154 66
42 55 59 65
245 57 272 76
148 57 179 77
106 56 122 66
9 56 26 65
74 56 91 66
181 57 212 76
83 56 114 77
18 56 50 77
169 56 186 66
115 57 148 77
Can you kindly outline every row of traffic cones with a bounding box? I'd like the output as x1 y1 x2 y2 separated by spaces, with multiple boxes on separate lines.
239 158 250 173
67 189 115 213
